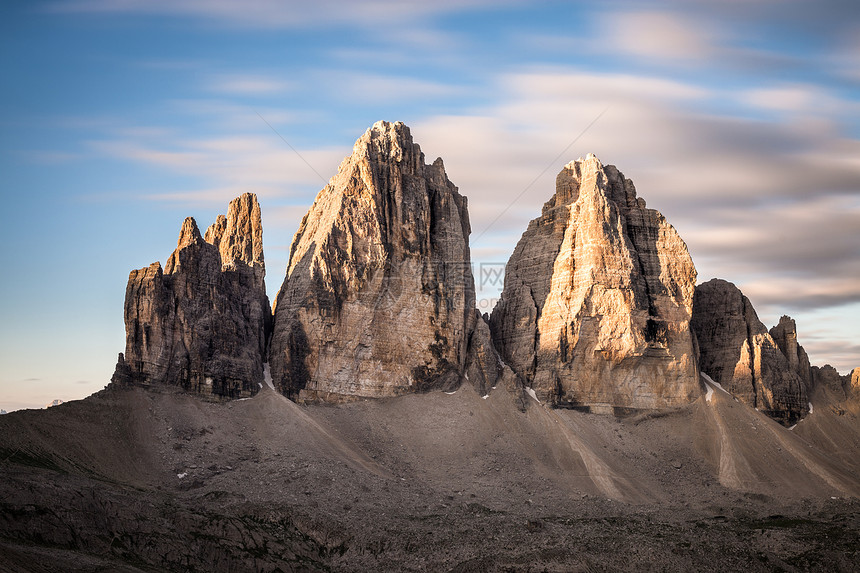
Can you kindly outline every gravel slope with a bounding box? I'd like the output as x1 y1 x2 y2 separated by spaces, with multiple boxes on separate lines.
1 382 858 571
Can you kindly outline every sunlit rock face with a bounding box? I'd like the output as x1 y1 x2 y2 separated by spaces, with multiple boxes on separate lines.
490 154 701 411
269 121 476 402
691 278 808 425
112 193 270 398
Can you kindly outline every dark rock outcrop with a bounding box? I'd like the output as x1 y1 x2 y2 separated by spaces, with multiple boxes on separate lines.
112 193 270 398
269 121 476 402
464 310 524 406
691 278 808 425
489 154 701 411
769 315 813 390
811 364 852 398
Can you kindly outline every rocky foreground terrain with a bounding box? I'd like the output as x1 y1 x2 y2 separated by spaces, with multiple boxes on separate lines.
1 381 858 572
1 121 858 571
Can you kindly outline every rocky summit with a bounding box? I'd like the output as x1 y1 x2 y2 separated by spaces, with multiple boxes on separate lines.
490 154 700 411
691 278 808 425
112 193 270 398
769 315 813 390
269 121 476 402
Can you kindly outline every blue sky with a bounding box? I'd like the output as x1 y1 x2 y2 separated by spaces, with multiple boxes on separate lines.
2 0 859 411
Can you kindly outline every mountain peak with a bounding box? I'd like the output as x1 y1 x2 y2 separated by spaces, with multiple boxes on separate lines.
491 156 699 410
269 121 477 402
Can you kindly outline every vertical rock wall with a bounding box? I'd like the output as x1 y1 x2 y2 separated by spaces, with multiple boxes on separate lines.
269 121 476 401
112 193 270 398
490 154 701 410
691 278 808 424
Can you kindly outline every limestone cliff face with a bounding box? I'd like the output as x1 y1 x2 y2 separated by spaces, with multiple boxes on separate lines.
691 279 807 424
464 310 524 405
769 315 813 390
269 121 476 402
112 193 270 398
811 365 852 398
489 154 700 410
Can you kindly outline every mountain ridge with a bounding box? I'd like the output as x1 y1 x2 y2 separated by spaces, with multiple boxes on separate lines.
2 120 857 572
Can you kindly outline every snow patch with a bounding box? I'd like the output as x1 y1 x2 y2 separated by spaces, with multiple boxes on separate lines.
262 362 275 390
700 373 728 394
808 402 813 414
464 373 469 380
444 391 457 395
525 387 541 404
788 424 797 431
177 472 187 479
482 394 489 400
700 373 727 403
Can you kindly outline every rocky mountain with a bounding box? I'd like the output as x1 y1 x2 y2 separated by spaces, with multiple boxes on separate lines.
269 121 477 402
2 123 860 572
489 154 701 411
112 193 270 398
691 278 808 425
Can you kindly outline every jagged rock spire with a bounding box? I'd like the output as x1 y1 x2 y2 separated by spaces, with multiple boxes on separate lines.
269 121 476 402
490 154 701 411
691 278 808 425
113 193 271 398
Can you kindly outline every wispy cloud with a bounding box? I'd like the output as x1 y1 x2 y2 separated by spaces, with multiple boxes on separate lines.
602 10 719 62
90 134 345 203
207 73 293 96
322 72 467 104
50 0 525 29
411 67 860 324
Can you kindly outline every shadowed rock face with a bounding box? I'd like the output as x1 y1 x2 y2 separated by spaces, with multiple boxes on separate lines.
769 315 813 390
489 154 701 410
269 121 476 402
112 193 271 398
691 278 808 425
811 364 852 398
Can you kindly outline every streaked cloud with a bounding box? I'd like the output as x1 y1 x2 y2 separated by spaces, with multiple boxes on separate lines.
602 11 718 62
320 72 468 104
50 0 525 29
207 74 293 96
90 134 344 203
411 67 860 327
